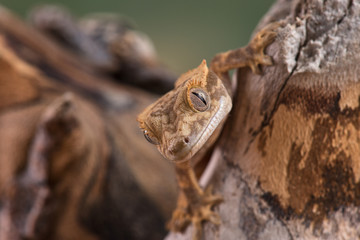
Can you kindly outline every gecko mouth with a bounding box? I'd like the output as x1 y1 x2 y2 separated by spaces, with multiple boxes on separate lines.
181 96 231 161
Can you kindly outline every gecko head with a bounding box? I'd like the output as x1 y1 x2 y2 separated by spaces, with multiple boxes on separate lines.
137 60 232 162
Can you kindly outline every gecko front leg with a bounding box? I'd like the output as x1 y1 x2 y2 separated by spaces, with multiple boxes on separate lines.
167 160 222 240
137 22 280 240
211 22 280 83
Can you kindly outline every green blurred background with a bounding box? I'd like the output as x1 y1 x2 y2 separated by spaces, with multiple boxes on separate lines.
1 0 274 75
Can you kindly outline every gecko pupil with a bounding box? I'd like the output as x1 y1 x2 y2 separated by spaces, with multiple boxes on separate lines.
192 92 207 105
143 130 159 145
189 88 210 112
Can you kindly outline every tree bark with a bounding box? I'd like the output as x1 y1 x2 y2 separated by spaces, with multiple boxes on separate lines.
0 7 177 240
167 0 360 239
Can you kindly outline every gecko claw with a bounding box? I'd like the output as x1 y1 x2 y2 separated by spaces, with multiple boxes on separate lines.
168 185 223 240
246 22 280 74
167 207 192 232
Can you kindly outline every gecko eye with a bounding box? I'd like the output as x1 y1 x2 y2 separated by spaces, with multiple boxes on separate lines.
188 88 210 112
143 130 159 145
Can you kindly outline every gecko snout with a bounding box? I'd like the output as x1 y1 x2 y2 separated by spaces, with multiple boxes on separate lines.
165 136 193 161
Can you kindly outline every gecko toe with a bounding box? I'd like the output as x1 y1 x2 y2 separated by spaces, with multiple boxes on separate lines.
167 207 191 232
260 55 273 66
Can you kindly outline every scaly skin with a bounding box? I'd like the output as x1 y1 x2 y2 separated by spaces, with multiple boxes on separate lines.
137 22 279 240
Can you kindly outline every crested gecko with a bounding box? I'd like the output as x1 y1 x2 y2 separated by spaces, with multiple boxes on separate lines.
137 23 278 240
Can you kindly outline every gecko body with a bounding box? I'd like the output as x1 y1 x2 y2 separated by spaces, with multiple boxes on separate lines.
137 23 279 240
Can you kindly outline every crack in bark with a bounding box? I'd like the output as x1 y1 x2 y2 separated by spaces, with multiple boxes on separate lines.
337 0 353 25
277 217 294 240
245 20 308 153
248 0 353 145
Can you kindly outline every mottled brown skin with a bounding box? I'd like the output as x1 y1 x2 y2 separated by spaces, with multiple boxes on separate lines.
137 23 278 240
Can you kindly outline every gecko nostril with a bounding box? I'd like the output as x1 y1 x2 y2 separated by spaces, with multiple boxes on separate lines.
184 137 190 144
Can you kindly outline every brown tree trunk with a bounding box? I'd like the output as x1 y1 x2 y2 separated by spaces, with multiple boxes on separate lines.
167 0 360 239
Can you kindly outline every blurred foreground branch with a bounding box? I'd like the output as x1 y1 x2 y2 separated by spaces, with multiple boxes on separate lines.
0 6 177 240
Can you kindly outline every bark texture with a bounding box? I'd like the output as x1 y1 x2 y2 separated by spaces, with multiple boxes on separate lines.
167 0 360 239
